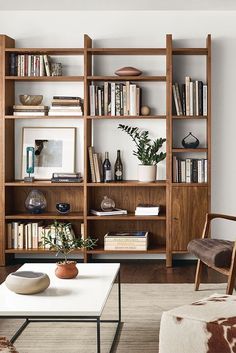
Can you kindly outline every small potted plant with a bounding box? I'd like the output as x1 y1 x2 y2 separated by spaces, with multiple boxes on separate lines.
42 221 97 279
118 124 166 182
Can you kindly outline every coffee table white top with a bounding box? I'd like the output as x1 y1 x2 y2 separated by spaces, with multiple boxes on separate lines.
0 263 120 317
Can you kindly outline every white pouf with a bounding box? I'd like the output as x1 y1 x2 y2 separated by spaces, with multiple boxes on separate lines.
159 293 236 353
5 271 50 294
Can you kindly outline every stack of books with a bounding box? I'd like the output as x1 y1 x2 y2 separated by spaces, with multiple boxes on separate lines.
91 208 127 216
9 54 52 77
88 146 102 183
173 157 207 183
13 104 49 116
48 96 83 116
135 204 160 216
172 78 207 116
51 172 83 183
104 231 148 251
7 222 77 250
90 82 141 116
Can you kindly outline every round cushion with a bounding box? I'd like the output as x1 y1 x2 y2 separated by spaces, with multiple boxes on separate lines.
5 271 50 294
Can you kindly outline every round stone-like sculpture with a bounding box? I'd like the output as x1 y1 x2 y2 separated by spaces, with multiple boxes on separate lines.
5 271 50 295
141 105 151 116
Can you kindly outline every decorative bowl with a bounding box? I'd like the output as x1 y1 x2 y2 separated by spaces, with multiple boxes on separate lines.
5 271 50 294
19 95 43 106
56 203 71 214
115 66 142 76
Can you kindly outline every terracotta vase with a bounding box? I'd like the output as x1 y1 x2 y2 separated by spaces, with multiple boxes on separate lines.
55 261 78 279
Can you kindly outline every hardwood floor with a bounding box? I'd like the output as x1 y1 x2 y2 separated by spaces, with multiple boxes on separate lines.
0 260 226 284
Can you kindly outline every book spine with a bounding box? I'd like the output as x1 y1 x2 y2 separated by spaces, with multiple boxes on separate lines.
198 81 203 115
129 84 137 116
89 84 95 116
123 85 127 115
189 81 194 116
111 82 116 116
20 55 24 76
204 159 208 182
172 84 180 116
185 158 192 183
195 81 199 116
39 55 45 76
88 146 96 183
104 82 108 116
136 86 140 116
126 81 130 115
104 245 147 250
98 87 102 116
120 83 124 115
203 84 208 116
7 223 12 249
180 160 186 183
93 153 101 183
197 159 203 183
115 83 121 116
17 55 21 76
43 55 51 76
18 223 24 249
12 222 18 249
181 84 186 115
32 223 38 248
185 76 190 116
172 156 177 183
175 83 183 115
10 54 16 76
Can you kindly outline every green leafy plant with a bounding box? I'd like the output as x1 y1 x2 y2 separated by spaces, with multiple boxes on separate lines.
42 221 97 263
118 124 166 165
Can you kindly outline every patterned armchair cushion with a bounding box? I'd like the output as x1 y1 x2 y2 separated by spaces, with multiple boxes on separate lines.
187 238 234 267
0 337 19 353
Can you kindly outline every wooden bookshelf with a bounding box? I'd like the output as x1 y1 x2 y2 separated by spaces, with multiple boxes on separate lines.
0 34 211 267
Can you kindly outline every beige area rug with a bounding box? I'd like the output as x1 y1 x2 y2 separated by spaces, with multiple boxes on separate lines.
0 283 228 353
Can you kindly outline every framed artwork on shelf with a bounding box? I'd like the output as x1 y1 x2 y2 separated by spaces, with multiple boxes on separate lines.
21 127 76 180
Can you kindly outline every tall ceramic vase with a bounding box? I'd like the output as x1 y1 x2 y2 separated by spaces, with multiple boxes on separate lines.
138 165 156 182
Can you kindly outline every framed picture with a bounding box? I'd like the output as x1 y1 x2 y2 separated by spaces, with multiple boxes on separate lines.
22 127 76 180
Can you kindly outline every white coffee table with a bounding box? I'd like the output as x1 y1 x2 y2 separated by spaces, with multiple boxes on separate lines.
0 263 121 353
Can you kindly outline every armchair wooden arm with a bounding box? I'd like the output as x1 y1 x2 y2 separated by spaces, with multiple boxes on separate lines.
201 213 236 239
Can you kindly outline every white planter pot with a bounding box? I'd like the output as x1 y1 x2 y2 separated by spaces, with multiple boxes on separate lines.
138 165 156 182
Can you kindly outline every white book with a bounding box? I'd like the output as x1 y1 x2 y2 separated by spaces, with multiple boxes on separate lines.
135 206 160 212
185 158 192 183
39 55 45 76
180 160 186 183
91 208 127 216
172 156 178 183
129 84 137 116
136 86 140 116
204 159 208 182
18 223 24 249
24 224 28 250
28 55 32 76
32 222 38 249
135 210 159 216
26 223 32 249
17 54 21 76
189 81 194 116
12 222 19 249
98 88 102 116
123 85 127 115
48 111 82 116
14 112 46 116
20 55 24 76
89 84 95 116
104 82 109 116
50 106 82 110
111 82 116 116
203 85 208 116
198 159 204 183
185 76 191 116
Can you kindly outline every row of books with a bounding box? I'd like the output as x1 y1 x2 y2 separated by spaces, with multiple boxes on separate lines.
88 146 103 183
9 54 51 77
104 231 148 251
173 157 207 183
172 78 207 116
7 222 80 250
89 82 141 116
48 96 83 116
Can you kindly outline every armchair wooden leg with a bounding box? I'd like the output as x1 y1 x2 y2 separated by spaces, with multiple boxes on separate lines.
227 265 236 295
195 260 204 291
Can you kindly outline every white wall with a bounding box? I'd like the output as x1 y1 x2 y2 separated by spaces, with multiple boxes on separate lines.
1 10 236 248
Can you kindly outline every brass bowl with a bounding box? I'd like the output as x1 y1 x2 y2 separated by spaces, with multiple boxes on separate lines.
19 95 43 106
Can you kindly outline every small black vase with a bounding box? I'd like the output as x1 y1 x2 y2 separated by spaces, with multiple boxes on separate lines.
56 203 71 214
182 132 199 149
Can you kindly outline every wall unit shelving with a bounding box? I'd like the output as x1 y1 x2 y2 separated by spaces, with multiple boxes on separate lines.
0 34 211 267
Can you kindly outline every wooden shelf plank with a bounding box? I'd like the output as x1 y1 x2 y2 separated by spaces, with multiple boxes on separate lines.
5 212 84 220
5 115 84 120
87 75 166 82
87 115 166 120
5 249 84 254
87 246 166 254
172 148 207 153
87 180 166 187
5 76 84 82
5 48 84 55
87 213 166 221
172 48 208 55
87 48 166 55
172 115 207 119
5 181 84 187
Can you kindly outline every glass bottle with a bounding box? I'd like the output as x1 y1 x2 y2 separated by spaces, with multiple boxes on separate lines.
103 152 112 182
114 150 123 181
101 196 115 211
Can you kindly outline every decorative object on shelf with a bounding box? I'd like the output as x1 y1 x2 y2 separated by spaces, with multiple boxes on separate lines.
118 124 166 182
19 94 43 106
51 172 83 183
101 196 115 211
24 146 35 182
141 105 151 116
25 189 47 214
51 63 62 76
115 66 142 76
114 150 123 181
42 221 97 279
22 127 76 180
5 271 50 294
103 152 112 183
56 203 71 214
182 132 200 149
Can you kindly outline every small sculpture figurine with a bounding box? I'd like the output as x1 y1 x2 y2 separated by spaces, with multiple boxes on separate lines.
24 147 35 182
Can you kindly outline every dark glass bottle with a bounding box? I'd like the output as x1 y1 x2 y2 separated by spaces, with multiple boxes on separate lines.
114 150 123 181
103 152 112 183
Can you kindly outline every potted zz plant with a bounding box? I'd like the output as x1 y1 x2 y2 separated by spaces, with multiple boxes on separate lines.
42 221 97 279
118 124 166 182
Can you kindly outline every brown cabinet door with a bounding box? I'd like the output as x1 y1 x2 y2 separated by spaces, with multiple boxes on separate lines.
171 187 208 251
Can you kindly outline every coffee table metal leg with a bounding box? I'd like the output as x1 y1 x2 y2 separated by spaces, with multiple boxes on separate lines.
97 317 101 353
10 318 29 343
